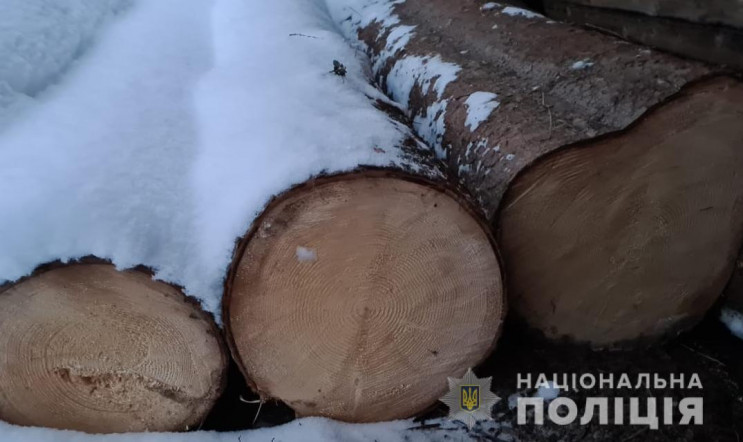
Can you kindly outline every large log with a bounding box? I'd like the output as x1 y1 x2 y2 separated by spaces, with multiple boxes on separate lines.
223 170 505 422
0 260 228 433
550 0 743 28
543 0 743 70
333 0 743 345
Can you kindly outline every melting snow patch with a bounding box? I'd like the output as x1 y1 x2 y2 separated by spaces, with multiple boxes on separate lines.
386 55 460 110
372 24 416 73
326 0 404 36
721 308 743 340
502 6 544 19
481 2 501 11
413 99 449 153
571 59 595 70
464 91 499 132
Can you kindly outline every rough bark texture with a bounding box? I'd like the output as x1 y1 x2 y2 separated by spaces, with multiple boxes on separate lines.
551 0 743 28
545 0 743 70
346 0 743 345
0 259 228 433
357 0 712 219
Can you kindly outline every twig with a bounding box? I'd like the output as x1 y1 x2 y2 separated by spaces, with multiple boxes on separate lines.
289 33 320 39
621 428 647 442
240 395 265 425
682 344 725 367
584 23 625 40
408 423 442 431
540 92 553 139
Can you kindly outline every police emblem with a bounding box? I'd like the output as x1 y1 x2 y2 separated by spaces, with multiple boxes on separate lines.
440 368 500 429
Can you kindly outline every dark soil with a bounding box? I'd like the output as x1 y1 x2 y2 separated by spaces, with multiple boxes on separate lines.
202 310 743 441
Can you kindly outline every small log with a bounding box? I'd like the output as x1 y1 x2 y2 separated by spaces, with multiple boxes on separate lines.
0 260 228 433
544 0 743 70
224 170 505 422
337 0 743 345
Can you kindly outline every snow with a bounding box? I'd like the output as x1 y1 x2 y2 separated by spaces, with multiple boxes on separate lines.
327 0 461 158
0 418 495 442
0 0 131 130
481 2 501 12
501 6 544 19
535 382 560 401
464 92 500 132
413 99 449 158
0 0 422 318
372 24 416 73
721 308 743 340
385 55 461 109
570 59 595 70
0 0 497 440
296 246 318 262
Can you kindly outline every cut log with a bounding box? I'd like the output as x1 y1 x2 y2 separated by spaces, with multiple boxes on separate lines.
224 171 505 422
0 260 228 433
337 0 743 345
548 0 743 28
501 77 743 344
544 0 743 70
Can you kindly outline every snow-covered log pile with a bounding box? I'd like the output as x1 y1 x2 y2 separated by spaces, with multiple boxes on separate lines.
328 0 743 346
543 0 743 70
0 0 506 432
0 260 228 433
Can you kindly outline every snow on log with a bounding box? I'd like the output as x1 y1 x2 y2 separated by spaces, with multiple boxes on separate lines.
328 0 743 346
223 170 505 422
0 260 228 433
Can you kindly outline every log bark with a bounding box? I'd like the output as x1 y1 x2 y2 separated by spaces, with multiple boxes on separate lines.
0 259 228 433
550 0 743 28
341 0 743 345
544 0 743 70
223 169 506 422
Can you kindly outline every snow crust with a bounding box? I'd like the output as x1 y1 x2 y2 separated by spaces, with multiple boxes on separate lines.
464 92 500 132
